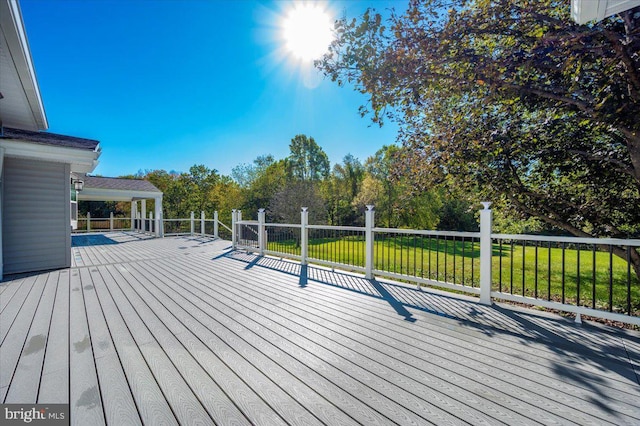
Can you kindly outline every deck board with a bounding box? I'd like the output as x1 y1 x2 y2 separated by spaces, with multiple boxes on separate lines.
38 270 70 403
68 268 105 426
125 261 313 426
4 272 59 403
80 268 141 426
92 265 178 425
1 231 639 425
102 265 213 425
1 274 48 402
189 254 633 423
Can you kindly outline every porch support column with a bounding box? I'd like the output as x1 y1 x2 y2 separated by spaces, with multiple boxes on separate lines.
155 196 163 237
141 200 147 232
131 201 137 231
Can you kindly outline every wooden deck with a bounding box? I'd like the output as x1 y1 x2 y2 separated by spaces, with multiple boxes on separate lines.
1 231 639 425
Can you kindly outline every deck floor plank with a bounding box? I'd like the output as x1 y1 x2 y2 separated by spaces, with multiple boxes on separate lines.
101 264 214 425
0 274 48 402
4 272 60 403
68 268 105 426
2 233 639 425
159 254 533 426
219 251 640 390
124 261 315 426
109 264 264 426
0 276 25 301
92 265 178 425
38 270 70 403
131 259 350 426
140 257 422 426
0 275 39 337
198 255 636 424
79 268 142 426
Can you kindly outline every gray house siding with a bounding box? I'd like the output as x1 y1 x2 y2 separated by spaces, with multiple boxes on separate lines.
2 157 71 274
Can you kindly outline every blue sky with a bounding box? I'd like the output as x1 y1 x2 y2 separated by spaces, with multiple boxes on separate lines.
20 0 404 177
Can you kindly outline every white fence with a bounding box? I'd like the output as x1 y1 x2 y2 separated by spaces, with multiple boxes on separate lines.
232 205 640 326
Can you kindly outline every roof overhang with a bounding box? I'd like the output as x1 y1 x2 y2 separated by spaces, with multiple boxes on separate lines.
77 188 162 202
0 0 48 130
571 0 640 24
0 137 100 173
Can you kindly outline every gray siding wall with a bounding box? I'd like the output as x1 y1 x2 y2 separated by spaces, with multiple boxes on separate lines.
2 157 71 274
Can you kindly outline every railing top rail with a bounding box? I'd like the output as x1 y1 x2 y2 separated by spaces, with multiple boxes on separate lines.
307 224 364 232
374 227 480 238
492 233 640 246
265 223 302 229
237 220 259 225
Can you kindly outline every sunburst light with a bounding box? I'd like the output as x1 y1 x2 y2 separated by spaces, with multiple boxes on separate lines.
282 2 334 62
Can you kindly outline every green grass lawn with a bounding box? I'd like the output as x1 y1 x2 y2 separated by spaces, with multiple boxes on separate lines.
266 234 640 316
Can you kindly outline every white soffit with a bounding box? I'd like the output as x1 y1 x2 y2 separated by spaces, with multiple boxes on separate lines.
0 138 100 173
572 0 640 24
0 0 48 130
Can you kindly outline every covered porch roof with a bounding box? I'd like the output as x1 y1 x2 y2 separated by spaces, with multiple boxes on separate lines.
77 175 162 202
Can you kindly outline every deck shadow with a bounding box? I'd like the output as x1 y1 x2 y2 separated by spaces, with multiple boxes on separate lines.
72 234 119 247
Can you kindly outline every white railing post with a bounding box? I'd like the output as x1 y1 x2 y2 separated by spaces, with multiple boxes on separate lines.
214 211 219 239
231 209 237 249
87 212 90 232
201 211 206 236
479 202 493 305
258 208 266 256
190 211 195 236
365 205 375 279
110 212 114 231
149 212 153 233
141 200 147 232
301 207 308 265
130 201 136 231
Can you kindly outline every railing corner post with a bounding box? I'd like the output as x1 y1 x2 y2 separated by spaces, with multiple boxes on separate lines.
201 211 206 236
258 208 266 256
190 211 195 236
109 212 114 231
231 209 237 249
301 207 308 265
480 202 493 305
87 212 91 232
214 211 219 239
365 205 375 279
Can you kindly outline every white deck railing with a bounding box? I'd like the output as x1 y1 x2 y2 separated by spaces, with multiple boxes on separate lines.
232 205 640 326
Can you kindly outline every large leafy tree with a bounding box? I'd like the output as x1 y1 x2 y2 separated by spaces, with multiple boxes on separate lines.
318 0 640 276
289 134 330 181
324 154 365 225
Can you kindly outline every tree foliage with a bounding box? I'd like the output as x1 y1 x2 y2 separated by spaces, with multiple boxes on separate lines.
289 134 330 181
318 0 640 275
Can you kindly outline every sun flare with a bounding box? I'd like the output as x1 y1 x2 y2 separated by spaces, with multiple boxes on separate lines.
282 3 333 62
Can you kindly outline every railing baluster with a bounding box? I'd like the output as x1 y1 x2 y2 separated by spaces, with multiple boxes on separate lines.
534 241 539 299
592 245 596 309
627 246 632 316
609 245 613 312
577 246 581 308
562 242 566 305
